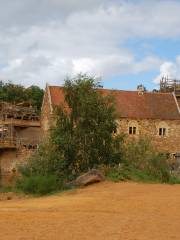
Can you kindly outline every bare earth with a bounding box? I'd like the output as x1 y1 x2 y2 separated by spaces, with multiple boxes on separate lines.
0 182 180 240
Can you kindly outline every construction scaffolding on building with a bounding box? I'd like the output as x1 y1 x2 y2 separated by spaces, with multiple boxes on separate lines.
0 125 17 149
0 102 41 149
0 102 39 121
160 77 180 96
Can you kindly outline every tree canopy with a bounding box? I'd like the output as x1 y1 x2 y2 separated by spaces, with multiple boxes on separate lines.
51 75 123 173
0 81 44 110
22 75 123 179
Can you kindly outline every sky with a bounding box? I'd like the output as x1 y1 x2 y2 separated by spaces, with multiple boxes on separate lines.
0 0 180 90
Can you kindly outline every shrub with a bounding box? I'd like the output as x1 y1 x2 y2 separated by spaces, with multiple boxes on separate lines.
106 165 131 182
145 153 170 182
16 175 61 195
168 176 180 184
121 137 171 183
104 137 172 183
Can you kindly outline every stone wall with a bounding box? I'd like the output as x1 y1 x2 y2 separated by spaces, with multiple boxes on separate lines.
118 118 180 153
0 148 33 186
41 88 52 132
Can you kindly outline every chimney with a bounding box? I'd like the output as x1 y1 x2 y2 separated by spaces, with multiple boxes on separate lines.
137 84 145 95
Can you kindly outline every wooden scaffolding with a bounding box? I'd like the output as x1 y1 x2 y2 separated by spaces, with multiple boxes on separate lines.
160 77 180 96
0 102 39 121
0 102 41 149
0 124 17 149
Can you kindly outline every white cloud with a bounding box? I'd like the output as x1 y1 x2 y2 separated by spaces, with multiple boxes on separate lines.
154 56 180 84
0 0 180 87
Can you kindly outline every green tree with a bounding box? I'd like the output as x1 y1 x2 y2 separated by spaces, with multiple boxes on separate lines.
0 81 27 102
25 85 44 110
0 81 44 110
50 75 123 175
21 75 123 179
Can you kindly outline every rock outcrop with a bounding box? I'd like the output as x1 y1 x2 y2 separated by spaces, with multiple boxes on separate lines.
66 169 104 188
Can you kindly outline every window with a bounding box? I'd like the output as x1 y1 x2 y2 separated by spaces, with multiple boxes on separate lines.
159 128 166 136
129 126 136 135
128 121 138 135
157 122 168 137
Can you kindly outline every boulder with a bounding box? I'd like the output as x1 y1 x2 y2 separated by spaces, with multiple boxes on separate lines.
66 169 104 188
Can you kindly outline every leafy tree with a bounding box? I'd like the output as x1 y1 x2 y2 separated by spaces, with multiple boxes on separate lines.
0 81 26 102
25 85 44 110
21 75 123 179
0 81 44 110
152 89 159 93
50 75 123 175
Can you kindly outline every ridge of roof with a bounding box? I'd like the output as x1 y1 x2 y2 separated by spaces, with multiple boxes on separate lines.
47 84 53 113
48 85 173 95
47 85 180 120
173 92 180 115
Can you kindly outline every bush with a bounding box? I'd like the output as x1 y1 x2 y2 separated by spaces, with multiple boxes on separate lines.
106 166 131 182
105 137 173 183
168 176 180 184
121 138 171 183
16 175 61 195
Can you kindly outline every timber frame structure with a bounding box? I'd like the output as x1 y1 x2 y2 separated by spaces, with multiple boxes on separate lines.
0 102 40 149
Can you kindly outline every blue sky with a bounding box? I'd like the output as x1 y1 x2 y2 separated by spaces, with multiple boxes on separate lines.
124 38 180 61
103 38 180 90
103 71 159 90
0 0 180 91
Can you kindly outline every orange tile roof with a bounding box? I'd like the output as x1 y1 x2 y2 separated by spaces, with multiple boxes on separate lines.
48 86 180 120
49 86 65 107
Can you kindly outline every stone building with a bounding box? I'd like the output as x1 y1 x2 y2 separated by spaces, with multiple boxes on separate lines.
41 84 180 155
1 79 179 186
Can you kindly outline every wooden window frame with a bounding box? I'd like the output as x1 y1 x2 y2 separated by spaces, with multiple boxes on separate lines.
159 127 166 136
129 126 136 135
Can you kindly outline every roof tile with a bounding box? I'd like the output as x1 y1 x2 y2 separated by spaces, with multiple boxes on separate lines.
48 86 180 120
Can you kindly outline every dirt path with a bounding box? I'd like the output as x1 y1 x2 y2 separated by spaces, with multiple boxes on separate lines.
0 182 180 240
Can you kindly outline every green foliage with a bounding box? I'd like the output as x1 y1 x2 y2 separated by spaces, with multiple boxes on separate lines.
16 75 177 193
50 74 123 175
106 165 160 183
168 176 180 184
122 138 170 182
106 166 131 182
0 186 14 193
105 137 171 183
16 175 61 195
19 141 75 181
18 74 123 190
25 85 44 110
0 81 44 110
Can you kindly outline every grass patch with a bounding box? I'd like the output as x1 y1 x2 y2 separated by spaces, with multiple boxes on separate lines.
106 165 180 184
168 176 180 184
0 186 14 193
16 175 65 196
106 166 160 183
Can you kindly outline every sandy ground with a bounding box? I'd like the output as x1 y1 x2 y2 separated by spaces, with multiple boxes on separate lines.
0 182 180 240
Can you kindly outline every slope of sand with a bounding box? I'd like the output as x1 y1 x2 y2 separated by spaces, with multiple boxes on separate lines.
0 181 180 240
